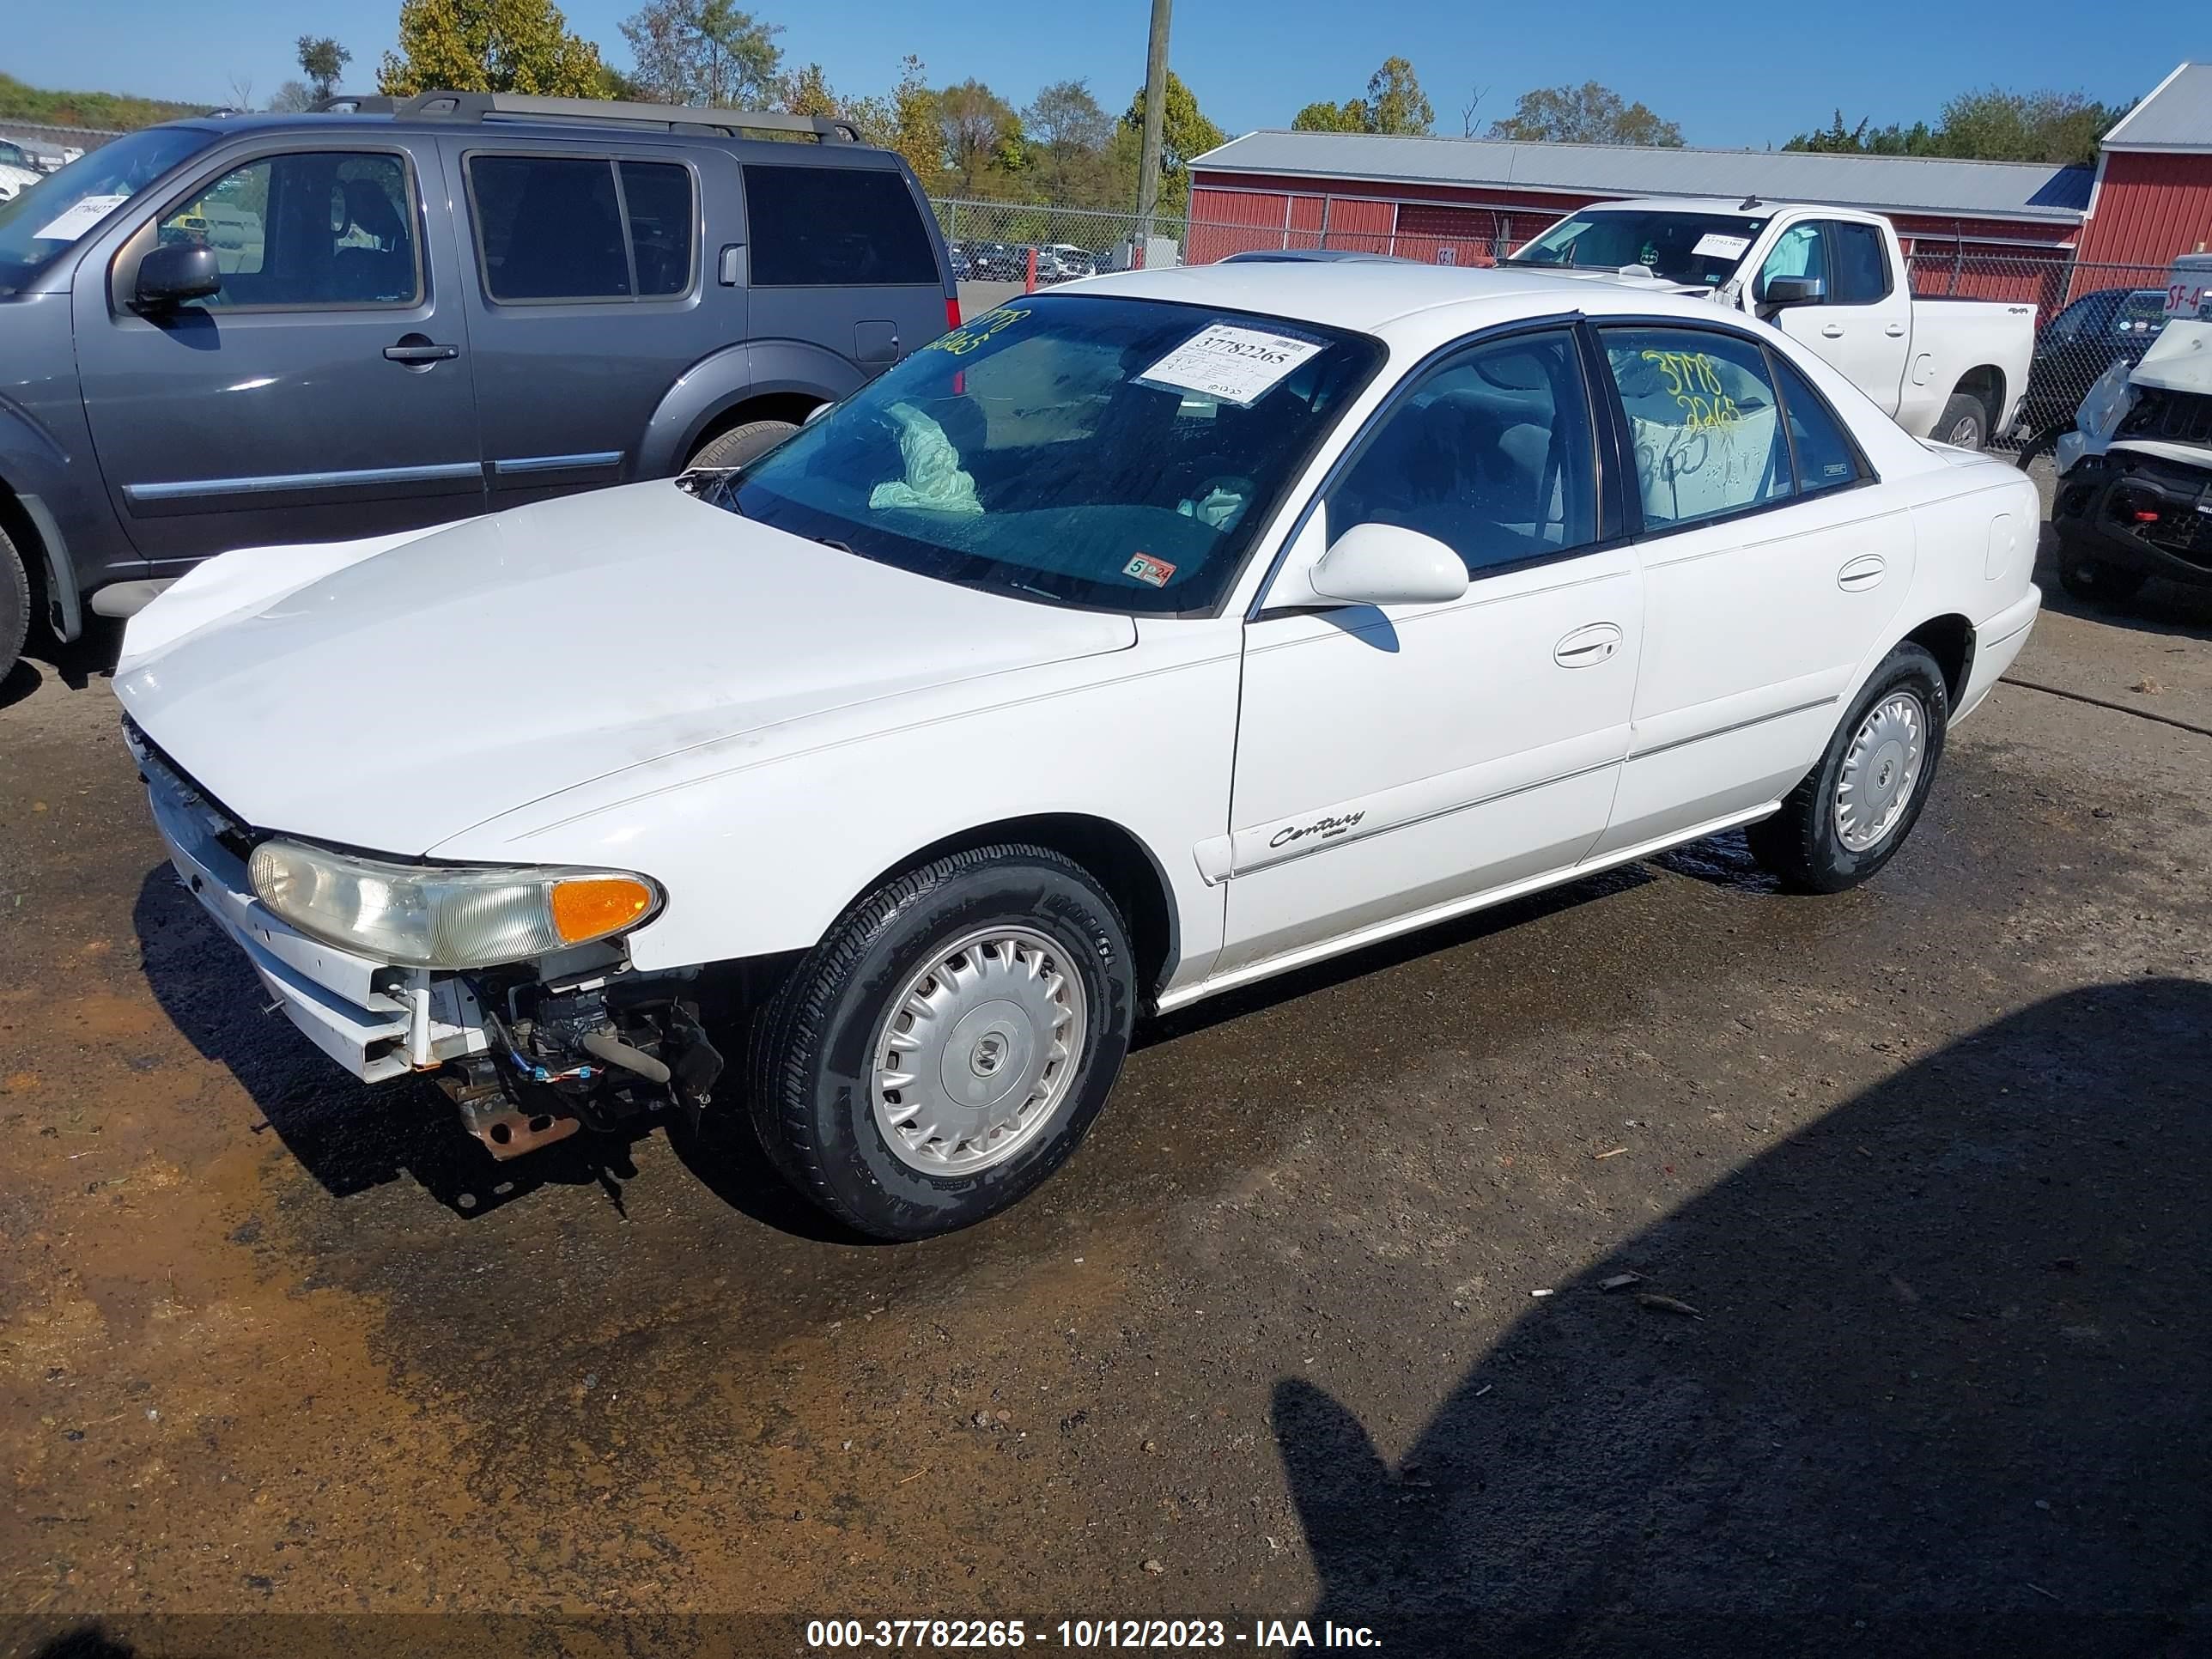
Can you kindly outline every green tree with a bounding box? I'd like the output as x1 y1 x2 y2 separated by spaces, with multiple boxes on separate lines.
1782 110 1937 155
1784 88 2127 166
1112 67 1224 214
296 35 352 100
1292 58 1433 137
938 79 1022 195
1364 56 1432 136
379 0 610 96
1025 79 1112 204
1488 81 1683 146
618 0 782 107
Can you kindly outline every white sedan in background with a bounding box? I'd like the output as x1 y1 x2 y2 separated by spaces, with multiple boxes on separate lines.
117 263 2041 1240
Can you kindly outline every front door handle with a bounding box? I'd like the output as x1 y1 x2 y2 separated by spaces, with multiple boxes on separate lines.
1820 322 1845 338
1554 622 1624 667
384 336 459 366
1838 553 1887 591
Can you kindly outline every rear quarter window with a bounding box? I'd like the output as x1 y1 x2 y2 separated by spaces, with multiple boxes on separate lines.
744 164 939 287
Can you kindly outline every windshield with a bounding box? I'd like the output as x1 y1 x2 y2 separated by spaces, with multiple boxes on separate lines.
726 293 1384 613
1510 210 1770 288
0 127 215 295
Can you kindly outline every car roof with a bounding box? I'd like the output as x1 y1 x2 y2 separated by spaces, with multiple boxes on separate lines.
160 108 908 163
1076 260 1731 343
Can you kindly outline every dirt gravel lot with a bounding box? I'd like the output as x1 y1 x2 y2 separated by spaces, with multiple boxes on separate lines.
2 517 2208 1658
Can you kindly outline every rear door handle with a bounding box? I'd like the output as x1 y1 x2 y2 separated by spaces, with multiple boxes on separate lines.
1838 553 1887 591
1554 622 1624 667
1884 323 1907 337
384 339 459 365
1820 323 1845 338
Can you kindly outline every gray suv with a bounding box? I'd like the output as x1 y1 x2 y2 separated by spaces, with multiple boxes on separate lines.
0 91 961 676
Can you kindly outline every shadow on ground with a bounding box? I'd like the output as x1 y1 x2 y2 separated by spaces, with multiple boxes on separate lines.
1272 978 2211 1656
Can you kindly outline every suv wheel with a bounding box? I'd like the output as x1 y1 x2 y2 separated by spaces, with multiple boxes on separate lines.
0 525 30 682
749 844 1135 1240
1746 642 1950 893
688 417 799 471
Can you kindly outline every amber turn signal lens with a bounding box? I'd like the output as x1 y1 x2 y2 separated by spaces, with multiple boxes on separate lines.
550 877 657 945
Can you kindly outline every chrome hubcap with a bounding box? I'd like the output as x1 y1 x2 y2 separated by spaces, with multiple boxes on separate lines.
1835 690 1927 852
869 926 1086 1175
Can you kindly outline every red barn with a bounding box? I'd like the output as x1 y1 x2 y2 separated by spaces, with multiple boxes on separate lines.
1187 61 2212 311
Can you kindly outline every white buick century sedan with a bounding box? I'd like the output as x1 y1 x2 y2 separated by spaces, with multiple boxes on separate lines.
118 264 2041 1239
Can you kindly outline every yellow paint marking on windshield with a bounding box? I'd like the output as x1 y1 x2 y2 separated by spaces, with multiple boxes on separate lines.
1640 349 1743 430
926 307 1030 356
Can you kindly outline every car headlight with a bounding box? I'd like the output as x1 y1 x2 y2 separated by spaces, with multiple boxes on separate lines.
246 839 660 969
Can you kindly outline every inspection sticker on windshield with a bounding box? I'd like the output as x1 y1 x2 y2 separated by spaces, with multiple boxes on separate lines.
1138 325 1324 407
1123 552 1176 588
1691 232 1752 260
33 193 130 243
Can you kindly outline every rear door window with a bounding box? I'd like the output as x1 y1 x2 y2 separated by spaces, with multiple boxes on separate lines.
465 153 696 301
744 165 938 287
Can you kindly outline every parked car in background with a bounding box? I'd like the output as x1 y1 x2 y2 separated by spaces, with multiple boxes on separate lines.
0 90 959 679
118 262 2039 1239
951 239 1021 281
1035 244 1098 281
0 142 41 203
1511 198 2036 449
2018 287 2169 439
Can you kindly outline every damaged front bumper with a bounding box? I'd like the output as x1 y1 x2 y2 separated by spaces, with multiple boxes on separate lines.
129 726 722 1158
2052 449 2212 589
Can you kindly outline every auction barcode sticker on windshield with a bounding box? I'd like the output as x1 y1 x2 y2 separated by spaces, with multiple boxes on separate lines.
33 193 130 244
1691 232 1752 260
1138 325 1325 407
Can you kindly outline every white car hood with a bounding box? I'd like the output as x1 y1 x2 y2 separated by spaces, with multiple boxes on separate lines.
116 482 1136 854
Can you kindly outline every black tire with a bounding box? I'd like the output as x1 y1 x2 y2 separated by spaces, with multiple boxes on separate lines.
2056 547 2148 605
687 417 799 471
749 844 1135 1240
1746 642 1950 894
1937 391 1988 451
0 524 29 682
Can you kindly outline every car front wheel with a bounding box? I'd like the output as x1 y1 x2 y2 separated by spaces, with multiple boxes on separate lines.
750 844 1135 1239
1746 642 1950 893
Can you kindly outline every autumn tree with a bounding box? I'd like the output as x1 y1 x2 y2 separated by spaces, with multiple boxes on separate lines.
937 79 1022 195
1025 79 1112 204
297 35 351 100
379 0 610 97
618 0 782 107
1489 82 1683 147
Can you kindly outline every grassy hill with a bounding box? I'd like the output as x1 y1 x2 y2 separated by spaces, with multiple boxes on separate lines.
0 72 208 133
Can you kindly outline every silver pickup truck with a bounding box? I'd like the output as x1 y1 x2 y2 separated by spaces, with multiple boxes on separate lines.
1511 198 2037 450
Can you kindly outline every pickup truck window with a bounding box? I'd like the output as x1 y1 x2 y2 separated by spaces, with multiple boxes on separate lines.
1325 328 1598 577
1827 222 1891 305
1510 210 1768 288
465 154 696 302
1601 326 1791 529
0 125 213 294
154 151 420 308
726 292 1383 613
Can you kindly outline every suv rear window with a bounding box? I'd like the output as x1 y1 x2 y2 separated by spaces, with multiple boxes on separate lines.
465 154 696 301
744 165 938 287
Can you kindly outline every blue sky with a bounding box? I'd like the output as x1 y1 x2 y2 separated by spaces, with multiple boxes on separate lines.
11 0 2178 152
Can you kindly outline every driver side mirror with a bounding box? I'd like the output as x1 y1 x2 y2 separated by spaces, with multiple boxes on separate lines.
1758 273 1826 308
134 241 222 309
1267 519 1470 611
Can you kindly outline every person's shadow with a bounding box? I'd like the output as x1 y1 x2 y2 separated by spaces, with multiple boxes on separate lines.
1273 978 2211 1657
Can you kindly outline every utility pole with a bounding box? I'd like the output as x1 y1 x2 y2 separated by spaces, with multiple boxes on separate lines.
1135 0 1172 254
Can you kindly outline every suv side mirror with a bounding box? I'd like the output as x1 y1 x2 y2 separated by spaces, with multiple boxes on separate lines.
1759 273 1826 308
1308 522 1469 607
135 242 222 309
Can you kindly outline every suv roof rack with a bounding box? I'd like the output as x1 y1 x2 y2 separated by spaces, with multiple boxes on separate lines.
313 90 860 143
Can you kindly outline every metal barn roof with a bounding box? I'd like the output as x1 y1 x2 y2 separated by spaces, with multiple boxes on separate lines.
2100 64 2212 153
1189 130 2094 223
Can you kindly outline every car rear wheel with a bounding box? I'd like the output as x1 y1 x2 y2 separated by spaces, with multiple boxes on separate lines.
2057 548 2148 605
0 526 29 682
1745 642 1949 894
749 844 1134 1240
1938 392 1988 451
688 417 799 472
